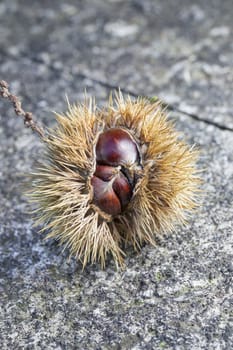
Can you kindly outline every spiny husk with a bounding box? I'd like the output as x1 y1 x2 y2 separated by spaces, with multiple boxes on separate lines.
29 92 200 268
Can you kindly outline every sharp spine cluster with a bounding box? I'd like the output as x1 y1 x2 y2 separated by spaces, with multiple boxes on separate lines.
29 93 200 269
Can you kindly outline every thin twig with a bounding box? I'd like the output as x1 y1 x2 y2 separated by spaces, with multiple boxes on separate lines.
0 80 45 138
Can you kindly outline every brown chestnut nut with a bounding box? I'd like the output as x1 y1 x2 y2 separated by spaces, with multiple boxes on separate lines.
91 175 121 216
91 128 140 216
94 165 117 182
112 172 133 209
96 128 139 166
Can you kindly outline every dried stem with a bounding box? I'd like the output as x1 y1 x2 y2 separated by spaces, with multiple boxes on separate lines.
0 80 45 138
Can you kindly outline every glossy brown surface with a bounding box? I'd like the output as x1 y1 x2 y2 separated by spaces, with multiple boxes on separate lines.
91 128 140 216
96 128 139 166
91 175 121 216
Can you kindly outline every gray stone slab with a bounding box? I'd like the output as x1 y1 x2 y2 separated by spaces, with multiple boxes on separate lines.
1 0 233 129
0 1 233 349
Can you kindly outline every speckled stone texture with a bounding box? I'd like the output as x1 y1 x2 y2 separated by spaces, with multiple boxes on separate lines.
0 1 233 349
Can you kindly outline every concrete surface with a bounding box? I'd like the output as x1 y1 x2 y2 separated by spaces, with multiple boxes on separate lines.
0 1 232 349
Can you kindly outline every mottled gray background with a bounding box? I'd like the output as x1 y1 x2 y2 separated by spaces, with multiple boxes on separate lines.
0 1 233 349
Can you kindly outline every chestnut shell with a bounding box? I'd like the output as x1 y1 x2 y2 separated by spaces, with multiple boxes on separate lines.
91 128 140 216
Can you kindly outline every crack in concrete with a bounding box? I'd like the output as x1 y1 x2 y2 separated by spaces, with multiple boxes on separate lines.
1 49 233 133
76 73 233 133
